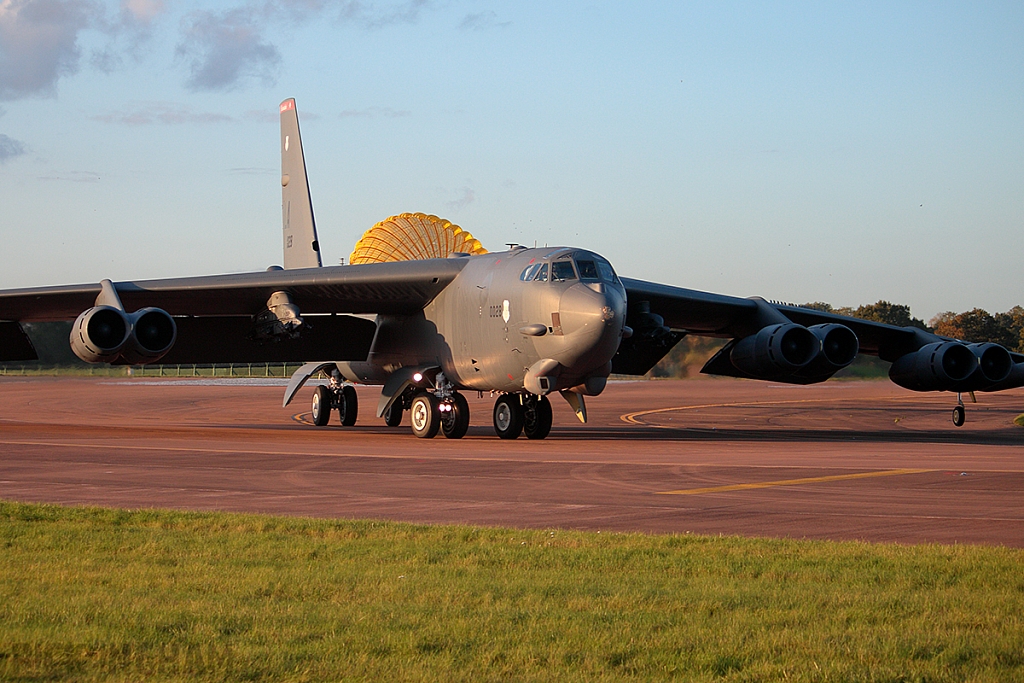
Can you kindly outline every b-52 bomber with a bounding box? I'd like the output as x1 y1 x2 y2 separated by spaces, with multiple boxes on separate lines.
1 99 1021 438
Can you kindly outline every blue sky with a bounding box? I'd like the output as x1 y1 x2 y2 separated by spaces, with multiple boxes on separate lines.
1 1 1021 321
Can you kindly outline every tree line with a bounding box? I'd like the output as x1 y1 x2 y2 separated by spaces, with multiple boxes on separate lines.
802 301 1024 353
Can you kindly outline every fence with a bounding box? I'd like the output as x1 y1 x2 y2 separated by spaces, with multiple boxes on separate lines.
0 363 305 378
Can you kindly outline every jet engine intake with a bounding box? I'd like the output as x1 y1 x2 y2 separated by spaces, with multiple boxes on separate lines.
958 343 1013 391
730 323 818 379
70 305 131 363
888 341 978 392
70 306 176 364
792 324 860 382
122 308 177 364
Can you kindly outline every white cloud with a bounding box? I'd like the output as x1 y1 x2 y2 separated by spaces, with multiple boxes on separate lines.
458 10 510 31
122 0 161 23
0 0 94 100
176 7 282 91
0 0 437 98
0 133 27 162
338 106 410 118
91 101 233 124
446 186 475 211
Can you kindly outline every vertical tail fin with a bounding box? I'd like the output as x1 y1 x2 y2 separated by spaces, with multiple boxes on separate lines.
280 98 322 269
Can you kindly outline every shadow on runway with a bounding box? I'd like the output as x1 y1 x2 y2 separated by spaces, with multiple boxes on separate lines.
543 425 1024 446
271 421 1024 447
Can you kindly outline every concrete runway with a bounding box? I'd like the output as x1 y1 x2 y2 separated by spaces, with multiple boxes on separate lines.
2 376 1023 546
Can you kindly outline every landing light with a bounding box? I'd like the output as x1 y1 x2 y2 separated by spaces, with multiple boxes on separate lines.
413 372 423 383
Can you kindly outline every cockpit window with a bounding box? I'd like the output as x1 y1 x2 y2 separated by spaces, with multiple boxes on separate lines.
551 260 577 282
576 259 599 281
520 263 542 281
533 263 548 282
596 257 619 284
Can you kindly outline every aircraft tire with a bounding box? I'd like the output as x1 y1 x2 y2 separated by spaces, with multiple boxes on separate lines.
311 385 331 426
340 385 358 426
493 394 524 440
524 395 553 440
952 405 966 427
410 393 440 439
383 402 403 427
442 393 470 439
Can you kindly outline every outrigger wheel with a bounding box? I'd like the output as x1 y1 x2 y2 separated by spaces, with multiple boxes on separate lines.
952 393 967 427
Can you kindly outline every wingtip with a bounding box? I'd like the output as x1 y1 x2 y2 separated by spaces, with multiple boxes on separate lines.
279 98 296 113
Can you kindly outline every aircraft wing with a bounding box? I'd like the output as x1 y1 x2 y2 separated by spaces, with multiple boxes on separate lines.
0 259 466 320
0 258 467 363
622 277 922 358
618 277 1024 385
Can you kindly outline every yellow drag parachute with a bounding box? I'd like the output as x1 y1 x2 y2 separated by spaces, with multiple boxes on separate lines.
349 212 488 265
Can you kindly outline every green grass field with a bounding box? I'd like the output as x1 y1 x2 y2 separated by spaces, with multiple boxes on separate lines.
2 502 1023 682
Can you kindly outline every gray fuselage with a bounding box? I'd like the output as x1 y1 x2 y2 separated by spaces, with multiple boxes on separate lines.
335 247 628 396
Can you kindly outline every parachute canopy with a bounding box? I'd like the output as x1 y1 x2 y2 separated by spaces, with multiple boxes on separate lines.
349 212 488 265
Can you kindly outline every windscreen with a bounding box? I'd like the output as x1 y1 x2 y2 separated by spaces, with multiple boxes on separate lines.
551 260 577 282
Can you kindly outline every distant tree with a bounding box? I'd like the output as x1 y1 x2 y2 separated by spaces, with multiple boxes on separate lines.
799 302 833 313
931 308 1017 347
851 301 929 330
930 312 960 338
994 306 1024 352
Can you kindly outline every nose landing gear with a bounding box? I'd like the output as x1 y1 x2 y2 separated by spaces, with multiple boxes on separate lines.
523 395 553 440
493 394 524 439
492 393 553 440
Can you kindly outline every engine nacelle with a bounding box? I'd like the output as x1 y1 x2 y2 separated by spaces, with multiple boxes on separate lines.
121 308 177 364
71 305 131 363
792 324 860 382
730 323 819 379
70 306 176 364
954 343 1013 391
889 341 978 392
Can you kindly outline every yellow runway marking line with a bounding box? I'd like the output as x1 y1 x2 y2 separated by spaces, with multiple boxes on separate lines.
621 393 925 426
622 397 848 425
657 468 933 496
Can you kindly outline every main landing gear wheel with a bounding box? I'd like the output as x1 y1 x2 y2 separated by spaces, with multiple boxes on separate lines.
441 393 470 439
952 405 966 427
339 385 358 426
493 394 524 440
410 392 440 439
524 395 553 440
383 401 403 427
311 385 331 426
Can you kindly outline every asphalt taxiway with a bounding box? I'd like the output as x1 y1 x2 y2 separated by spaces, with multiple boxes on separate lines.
2 376 1022 546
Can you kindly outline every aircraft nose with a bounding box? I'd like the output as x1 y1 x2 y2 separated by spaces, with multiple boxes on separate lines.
557 282 626 365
